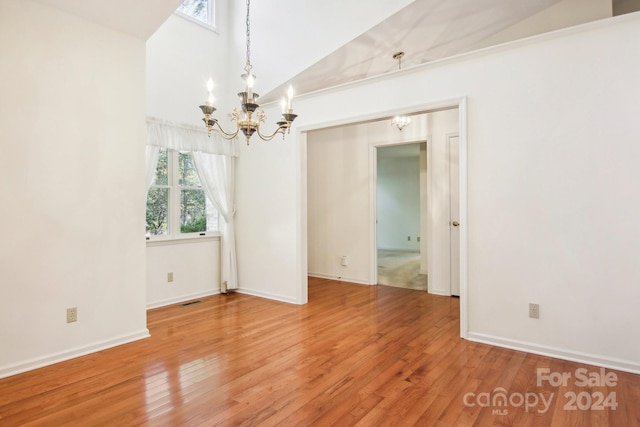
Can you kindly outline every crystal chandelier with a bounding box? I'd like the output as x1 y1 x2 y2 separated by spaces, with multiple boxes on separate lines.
390 51 411 131
199 0 297 144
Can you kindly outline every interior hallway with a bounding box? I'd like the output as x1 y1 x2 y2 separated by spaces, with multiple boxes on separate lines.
377 249 427 291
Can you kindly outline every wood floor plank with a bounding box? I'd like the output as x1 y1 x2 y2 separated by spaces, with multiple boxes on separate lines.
0 277 638 426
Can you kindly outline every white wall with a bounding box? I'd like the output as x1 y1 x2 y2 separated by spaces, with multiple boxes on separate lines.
146 238 220 308
425 110 460 295
419 143 428 274
306 123 376 284
236 14 640 372
377 147 421 251
303 111 456 287
231 0 413 96
145 6 231 306
0 0 148 378
146 2 232 127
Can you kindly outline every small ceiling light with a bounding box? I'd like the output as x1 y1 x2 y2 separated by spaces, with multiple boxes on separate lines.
391 115 411 131
391 51 410 131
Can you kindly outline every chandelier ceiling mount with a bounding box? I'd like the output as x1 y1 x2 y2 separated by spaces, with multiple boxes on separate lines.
391 51 411 132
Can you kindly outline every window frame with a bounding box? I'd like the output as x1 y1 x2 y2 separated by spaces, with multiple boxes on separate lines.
146 148 219 242
175 0 217 32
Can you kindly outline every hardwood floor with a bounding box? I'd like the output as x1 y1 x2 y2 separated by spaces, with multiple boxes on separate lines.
1 278 638 426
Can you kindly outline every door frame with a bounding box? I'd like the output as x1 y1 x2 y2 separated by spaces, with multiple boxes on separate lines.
299 96 468 339
447 132 461 297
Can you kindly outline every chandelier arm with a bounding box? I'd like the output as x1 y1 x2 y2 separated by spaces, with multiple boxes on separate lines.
213 121 241 140
256 125 287 141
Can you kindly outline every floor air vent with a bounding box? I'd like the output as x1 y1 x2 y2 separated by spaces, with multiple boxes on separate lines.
181 300 202 307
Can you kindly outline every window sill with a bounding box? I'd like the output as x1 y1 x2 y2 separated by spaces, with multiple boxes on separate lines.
146 233 220 247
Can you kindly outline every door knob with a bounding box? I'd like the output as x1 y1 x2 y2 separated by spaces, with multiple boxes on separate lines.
452 221 460 227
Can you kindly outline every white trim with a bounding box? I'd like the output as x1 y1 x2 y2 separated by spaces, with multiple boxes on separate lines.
263 13 640 109
296 131 309 304
468 332 640 375
369 144 378 285
147 290 220 310
174 0 218 33
297 101 459 134
458 98 469 339
426 133 434 290
0 330 150 380
308 273 370 286
175 12 219 33
146 234 220 247
428 289 451 297
235 287 298 305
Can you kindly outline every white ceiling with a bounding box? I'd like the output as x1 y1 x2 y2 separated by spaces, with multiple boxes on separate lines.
32 0 635 105
260 0 576 103
33 0 183 40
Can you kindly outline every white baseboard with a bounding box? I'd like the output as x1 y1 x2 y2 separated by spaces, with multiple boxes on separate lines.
308 273 371 286
428 289 451 296
0 329 150 380
235 287 298 304
468 332 640 375
147 289 220 309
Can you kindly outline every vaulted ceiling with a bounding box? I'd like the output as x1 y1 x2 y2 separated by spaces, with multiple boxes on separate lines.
260 0 616 102
33 0 636 105
34 0 183 40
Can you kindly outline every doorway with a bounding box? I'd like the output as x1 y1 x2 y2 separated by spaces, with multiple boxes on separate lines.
376 142 427 291
302 97 468 338
369 108 461 297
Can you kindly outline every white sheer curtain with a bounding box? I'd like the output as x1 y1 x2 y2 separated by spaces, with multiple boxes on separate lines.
192 152 238 290
145 145 160 192
146 117 240 291
147 116 239 156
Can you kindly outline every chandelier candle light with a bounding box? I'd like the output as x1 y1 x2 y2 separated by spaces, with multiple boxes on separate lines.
199 0 297 144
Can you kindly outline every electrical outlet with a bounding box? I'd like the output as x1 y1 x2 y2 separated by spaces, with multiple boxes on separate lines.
168 272 174 282
67 307 77 323
417 236 421 242
529 303 539 319
407 236 411 241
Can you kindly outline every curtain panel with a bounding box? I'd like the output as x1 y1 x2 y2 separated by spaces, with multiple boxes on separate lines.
146 116 240 157
145 117 240 291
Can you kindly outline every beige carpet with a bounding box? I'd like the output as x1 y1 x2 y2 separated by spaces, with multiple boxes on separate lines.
377 249 427 291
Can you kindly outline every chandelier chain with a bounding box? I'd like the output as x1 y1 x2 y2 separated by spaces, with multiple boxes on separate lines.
245 0 251 73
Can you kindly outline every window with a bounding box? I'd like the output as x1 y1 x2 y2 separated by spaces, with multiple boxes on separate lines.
176 0 215 28
146 149 219 239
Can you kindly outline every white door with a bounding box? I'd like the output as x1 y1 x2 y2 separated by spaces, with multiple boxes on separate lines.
449 135 460 296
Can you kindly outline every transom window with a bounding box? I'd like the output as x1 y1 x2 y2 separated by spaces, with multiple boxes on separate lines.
146 149 218 238
176 0 215 28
